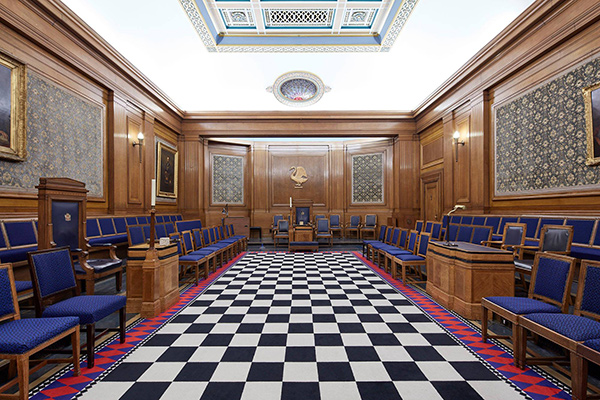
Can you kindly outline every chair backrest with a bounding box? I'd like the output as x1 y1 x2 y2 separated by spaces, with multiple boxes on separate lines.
181 231 194 254
315 215 326 223
143 225 151 241
567 218 596 245
540 225 574 253
417 232 431 257
447 224 459 241
273 215 284 228
389 228 401 246
529 252 576 313
126 217 138 226
155 224 167 239
398 229 408 249
461 216 473 225
127 225 145 246
209 227 217 243
98 218 116 236
431 222 442 240
202 229 212 246
317 219 329 233
156 215 164 223
575 260 600 319
456 226 473 242
503 223 527 247
169 232 184 255
218 226 225 240
364 214 377 228
484 216 501 234
113 217 127 234
296 207 310 225
229 224 236 236
349 215 360 228
381 226 391 243
406 230 418 253
423 221 433 233
519 217 540 239
165 223 175 235
536 218 565 239
28 247 79 314
471 226 492 244
278 219 289 233
472 216 486 226
86 218 102 238
415 220 424 232
0 264 18 323
330 214 340 227
192 229 203 249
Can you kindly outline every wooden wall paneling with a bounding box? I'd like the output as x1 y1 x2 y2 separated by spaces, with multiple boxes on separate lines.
393 135 419 228
469 92 489 213
330 143 345 223
126 104 144 210
143 113 155 213
180 134 203 220
251 143 269 233
109 92 128 214
442 113 455 214
453 105 471 206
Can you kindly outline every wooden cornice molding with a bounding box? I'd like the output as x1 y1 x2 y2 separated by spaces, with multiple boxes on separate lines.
183 110 414 120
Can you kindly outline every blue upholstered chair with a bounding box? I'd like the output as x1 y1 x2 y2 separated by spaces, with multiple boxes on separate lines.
415 220 424 232
391 232 431 284
274 220 290 247
423 221 433 234
481 252 576 367
370 228 400 266
362 225 388 258
172 231 210 285
227 224 248 251
329 214 342 238
431 222 443 240
516 260 600 383
127 225 145 246
27 247 126 368
471 226 492 245
382 229 416 273
345 216 361 239
316 218 333 247
0 263 80 400
447 224 459 241
482 222 526 252
271 215 285 240
456 225 473 242
314 214 326 224
514 225 574 273
360 214 377 240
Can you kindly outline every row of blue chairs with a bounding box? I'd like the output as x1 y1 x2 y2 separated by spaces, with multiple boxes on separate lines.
482 253 600 400
86 214 183 247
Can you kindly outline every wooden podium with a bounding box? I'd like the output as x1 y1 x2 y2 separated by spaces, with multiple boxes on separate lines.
126 242 179 318
426 241 514 320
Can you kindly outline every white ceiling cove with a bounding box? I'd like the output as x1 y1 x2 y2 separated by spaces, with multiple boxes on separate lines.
61 0 536 112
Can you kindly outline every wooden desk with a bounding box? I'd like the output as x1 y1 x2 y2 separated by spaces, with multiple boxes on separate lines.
293 225 314 242
126 243 179 318
426 241 514 320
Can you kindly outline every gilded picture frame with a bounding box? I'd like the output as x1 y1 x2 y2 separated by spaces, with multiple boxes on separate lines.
0 53 26 161
584 81 600 166
156 141 178 198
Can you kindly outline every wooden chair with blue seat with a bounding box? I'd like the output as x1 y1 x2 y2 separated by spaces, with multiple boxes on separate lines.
315 218 333 247
27 247 126 368
171 231 210 285
0 263 80 400
360 214 377 240
391 232 431 284
515 259 600 398
363 225 388 259
481 252 576 367
271 215 285 241
345 215 361 239
381 228 409 273
37 178 123 295
274 219 290 248
329 214 343 238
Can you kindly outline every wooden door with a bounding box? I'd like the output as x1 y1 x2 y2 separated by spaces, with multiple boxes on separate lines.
421 171 443 222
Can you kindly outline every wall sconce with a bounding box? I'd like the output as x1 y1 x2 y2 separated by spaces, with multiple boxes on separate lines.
453 131 465 162
132 132 144 163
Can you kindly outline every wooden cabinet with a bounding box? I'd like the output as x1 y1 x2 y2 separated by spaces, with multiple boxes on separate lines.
224 217 250 237
292 225 314 241
426 241 514 320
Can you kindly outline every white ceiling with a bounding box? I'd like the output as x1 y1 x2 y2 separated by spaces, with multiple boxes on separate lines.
61 0 536 112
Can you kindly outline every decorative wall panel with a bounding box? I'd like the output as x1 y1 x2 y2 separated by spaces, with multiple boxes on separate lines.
352 152 383 203
495 57 600 196
212 154 244 204
0 72 104 197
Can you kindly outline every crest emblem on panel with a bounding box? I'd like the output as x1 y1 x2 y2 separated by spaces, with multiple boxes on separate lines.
290 166 308 188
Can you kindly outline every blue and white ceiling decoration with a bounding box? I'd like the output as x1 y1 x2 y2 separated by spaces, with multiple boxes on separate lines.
267 71 330 106
178 0 418 52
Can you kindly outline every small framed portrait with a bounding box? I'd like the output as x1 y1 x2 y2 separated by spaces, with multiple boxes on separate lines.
584 81 600 165
0 53 26 161
156 142 178 198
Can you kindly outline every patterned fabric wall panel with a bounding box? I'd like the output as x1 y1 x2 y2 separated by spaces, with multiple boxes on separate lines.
352 152 384 203
0 72 104 197
212 154 244 204
495 57 600 196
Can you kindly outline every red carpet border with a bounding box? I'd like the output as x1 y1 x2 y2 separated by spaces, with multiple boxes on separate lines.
352 251 571 400
30 252 247 400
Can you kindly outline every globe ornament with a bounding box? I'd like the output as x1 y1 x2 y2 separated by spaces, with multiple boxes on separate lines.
267 71 330 107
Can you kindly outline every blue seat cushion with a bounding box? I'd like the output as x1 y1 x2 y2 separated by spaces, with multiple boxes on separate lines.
385 249 412 256
180 254 207 262
0 317 80 354
492 234 502 241
74 259 123 274
525 313 600 341
524 239 539 247
88 237 115 246
394 254 425 262
190 250 215 256
570 246 600 262
583 338 600 353
485 297 560 314
0 246 37 264
15 280 32 292
94 234 128 245
42 295 126 325
363 240 381 245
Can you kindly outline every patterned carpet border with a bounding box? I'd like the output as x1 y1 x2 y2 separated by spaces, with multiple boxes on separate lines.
351 251 571 400
30 252 247 400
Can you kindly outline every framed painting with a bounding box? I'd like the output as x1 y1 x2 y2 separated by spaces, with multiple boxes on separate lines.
584 81 600 165
156 141 178 198
0 53 26 161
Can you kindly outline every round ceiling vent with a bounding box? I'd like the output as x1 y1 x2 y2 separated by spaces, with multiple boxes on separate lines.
267 71 330 107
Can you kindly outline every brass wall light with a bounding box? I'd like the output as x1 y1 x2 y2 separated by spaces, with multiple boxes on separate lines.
453 131 465 162
132 132 144 163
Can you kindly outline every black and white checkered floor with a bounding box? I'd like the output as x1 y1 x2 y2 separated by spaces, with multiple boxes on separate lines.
79 252 527 400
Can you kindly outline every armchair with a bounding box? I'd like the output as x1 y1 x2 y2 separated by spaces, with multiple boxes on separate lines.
345 216 361 239
329 214 342 238
0 263 80 400
274 220 290 247
360 214 377 239
315 218 333 247
27 247 126 368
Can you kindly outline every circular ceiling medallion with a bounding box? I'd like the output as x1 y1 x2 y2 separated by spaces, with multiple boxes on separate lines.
267 71 330 107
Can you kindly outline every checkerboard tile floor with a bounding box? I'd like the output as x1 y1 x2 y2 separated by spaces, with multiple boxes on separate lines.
76 252 529 400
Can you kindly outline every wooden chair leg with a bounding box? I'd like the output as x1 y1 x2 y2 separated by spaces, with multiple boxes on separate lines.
85 278 95 295
72 329 81 376
481 306 489 343
116 270 123 292
16 355 29 400
401 263 407 284
514 324 526 369
119 308 126 344
570 352 588 400
194 263 199 286
87 324 96 368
